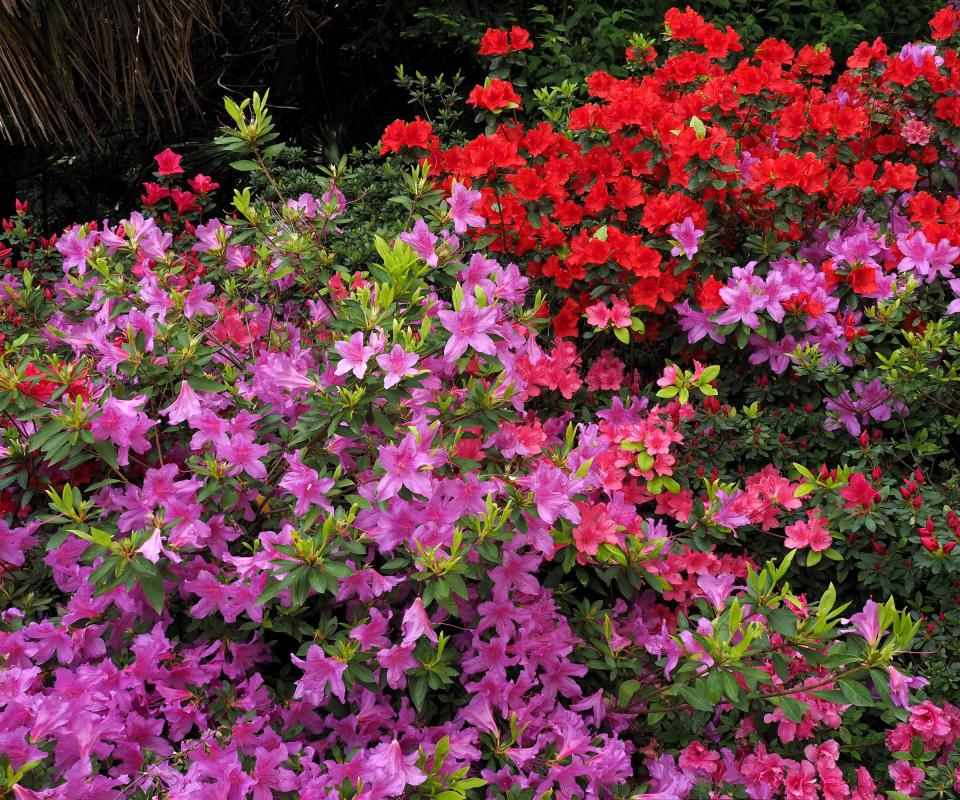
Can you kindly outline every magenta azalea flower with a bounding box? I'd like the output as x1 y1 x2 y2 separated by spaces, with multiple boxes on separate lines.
375 344 419 388
446 180 485 234
291 645 347 703
436 297 499 360
278 450 335 515
334 332 376 379
399 219 439 267
669 216 704 259
377 434 434 499
222 432 270 480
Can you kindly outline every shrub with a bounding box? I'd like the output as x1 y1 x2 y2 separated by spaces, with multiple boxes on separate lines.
3 10 960 800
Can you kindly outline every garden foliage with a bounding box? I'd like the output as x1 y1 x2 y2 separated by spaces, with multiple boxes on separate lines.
6 6 960 800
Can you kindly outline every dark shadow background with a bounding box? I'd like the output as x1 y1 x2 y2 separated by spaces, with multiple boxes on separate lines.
0 0 941 230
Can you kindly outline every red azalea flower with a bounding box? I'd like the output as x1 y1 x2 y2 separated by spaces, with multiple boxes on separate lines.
466 79 522 113
141 182 170 206
170 189 200 215
508 26 533 52
188 174 220 195
478 27 509 55
840 473 881 511
930 7 959 40
154 147 184 176
379 118 437 154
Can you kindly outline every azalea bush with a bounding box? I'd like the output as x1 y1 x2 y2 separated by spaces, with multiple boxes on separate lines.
383 3 960 694
4 9 960 800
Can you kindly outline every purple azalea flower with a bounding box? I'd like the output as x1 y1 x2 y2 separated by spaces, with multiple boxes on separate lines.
334 332 376 379
841 599 882 645
278 450 335 515
887 665 928 709
399 219 439 267
446 180 485 234
897 230 936 277
948 277 960 314
748 334 796 374
184 282 217 319
697 573 740 610
677 301 725 344
56 225 97 273
715 278 766 330
668 216 704 259
192 219 226 253
516 462 583 525
436 297 499 361
376 344 419 388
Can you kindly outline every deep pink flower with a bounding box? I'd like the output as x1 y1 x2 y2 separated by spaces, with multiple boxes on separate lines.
436 297 499 360
376 344 419 388
154 147 184 175
446 180 485 234
334 332 376 379
278 450 334 515
291 645 347 703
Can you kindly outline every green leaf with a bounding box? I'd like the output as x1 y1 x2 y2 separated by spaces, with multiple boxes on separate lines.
187 377 228 393
410 675 429 711
139 573 165 615
778 695 808 723
230 160 261 172
838 679 874 707
618 679 642 706
679 686 714 712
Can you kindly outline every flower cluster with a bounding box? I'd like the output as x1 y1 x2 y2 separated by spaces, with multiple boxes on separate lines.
4 7 960 800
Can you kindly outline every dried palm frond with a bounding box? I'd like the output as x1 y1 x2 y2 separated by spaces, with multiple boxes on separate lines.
0 0 217 148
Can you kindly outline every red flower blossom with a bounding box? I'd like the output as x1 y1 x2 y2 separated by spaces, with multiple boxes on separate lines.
840 473 881 511
379 118 437 155
466 80 522 112
188 174 220 195
154 147 184 176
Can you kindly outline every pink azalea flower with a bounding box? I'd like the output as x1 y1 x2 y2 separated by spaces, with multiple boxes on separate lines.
221 432 270 480
436 297 499 360
888 761 924 796
399 219 439 267
184 282 217 318
334 332 376 379
783 509 832 551
278 450 334 515
160 380 203 425
446 180 485 234
376 643 418 689
584 301 610 328
401 597 437 644
376 344 419 388
669 216 704 259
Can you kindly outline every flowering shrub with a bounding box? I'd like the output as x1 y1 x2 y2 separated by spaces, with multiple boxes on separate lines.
4 10 960 800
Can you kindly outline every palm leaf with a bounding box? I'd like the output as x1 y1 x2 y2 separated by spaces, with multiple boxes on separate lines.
0 0 217 147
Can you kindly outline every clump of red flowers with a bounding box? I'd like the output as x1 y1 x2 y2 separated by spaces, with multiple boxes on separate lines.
478 25 534 56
